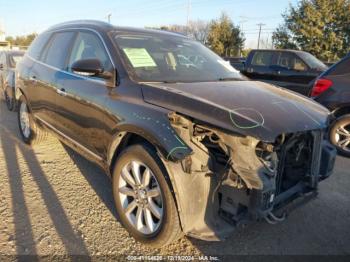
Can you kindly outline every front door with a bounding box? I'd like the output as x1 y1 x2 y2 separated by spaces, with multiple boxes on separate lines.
55 31 115 157
272 52 316 95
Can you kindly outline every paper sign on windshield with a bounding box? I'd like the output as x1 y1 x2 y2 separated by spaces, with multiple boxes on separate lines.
123 48 157 68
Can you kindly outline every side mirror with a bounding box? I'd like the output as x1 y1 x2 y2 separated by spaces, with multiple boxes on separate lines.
71 59 104 77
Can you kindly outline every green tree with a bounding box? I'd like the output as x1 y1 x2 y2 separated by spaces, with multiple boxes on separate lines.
6 33 37 47
207 13 245 56
273 0 350 61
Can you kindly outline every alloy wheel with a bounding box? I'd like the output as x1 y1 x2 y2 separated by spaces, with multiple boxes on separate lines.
19 101 31 139
118 161 163 235
335 124 350 152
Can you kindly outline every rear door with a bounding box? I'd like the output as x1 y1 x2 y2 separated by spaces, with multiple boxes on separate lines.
30 31 76 127
244 51 275 81
54 30 115 157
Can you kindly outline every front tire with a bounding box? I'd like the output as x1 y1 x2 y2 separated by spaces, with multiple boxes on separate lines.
330 114 350 157
17 96 47 145
112 144 182 247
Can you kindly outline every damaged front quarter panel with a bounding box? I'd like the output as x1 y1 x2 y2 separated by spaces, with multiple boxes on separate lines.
162 112 279 240
162 112 336 241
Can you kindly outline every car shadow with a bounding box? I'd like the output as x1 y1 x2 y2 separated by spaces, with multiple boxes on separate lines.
0 123 91 257
61 143 119 221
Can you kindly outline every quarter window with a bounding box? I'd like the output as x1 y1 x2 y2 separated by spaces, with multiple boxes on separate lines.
251 51 273 66
42 32 75 69
68 32 112 74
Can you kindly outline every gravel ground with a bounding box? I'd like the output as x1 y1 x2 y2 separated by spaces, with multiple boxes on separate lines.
0 96 350 259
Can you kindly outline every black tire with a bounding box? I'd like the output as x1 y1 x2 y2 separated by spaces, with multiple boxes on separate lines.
4 86 16 111
17 95 48 145
330 114 350 157
112 144 182 247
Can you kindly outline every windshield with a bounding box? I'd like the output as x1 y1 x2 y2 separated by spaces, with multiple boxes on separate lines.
113 33 245 83
298 52 327 71
9 54 24 68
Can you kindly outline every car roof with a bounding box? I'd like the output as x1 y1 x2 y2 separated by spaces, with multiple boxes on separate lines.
47 20 187 38
250 49 307 54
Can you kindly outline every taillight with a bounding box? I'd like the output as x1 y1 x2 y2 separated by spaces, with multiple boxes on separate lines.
311 78 333 97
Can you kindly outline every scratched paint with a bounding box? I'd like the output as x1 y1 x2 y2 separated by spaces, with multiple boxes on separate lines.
132 112 189 160
229 108 265 129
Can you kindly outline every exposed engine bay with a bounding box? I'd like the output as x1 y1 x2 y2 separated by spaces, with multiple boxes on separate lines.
166 112 336 239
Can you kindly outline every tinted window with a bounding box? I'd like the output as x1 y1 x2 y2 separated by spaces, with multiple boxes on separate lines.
276 52 308 71
298 52 327 71
43 32 75 69
251 51 273 66
329 56 350 76
68 32 112 73
27 32 51 60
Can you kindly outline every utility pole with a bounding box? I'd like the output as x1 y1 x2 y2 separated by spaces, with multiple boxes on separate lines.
186 0 191 35
107 14 112 24
257 23 265 49
239 17 248 57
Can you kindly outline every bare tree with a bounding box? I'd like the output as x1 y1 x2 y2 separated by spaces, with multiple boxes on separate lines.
156 20 210 44
187 20 210 44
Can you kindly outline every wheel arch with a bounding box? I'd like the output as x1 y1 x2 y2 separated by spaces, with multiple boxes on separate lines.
332 105 350 118
107 122 192 175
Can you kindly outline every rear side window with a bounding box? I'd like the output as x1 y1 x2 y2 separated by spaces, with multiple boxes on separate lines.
251 51 273 66
27 32 51 60
42 32 75 69
329 57 350 76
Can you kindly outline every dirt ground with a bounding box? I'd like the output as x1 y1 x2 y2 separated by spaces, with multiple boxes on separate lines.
0 96 350 259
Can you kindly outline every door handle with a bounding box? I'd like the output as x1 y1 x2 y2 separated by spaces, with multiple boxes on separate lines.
56 88 66 96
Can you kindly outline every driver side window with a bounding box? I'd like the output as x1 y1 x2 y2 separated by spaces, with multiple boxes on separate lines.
277 52 308 71
68 32 113 76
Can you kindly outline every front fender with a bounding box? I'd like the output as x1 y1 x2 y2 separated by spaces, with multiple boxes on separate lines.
106 112 193 167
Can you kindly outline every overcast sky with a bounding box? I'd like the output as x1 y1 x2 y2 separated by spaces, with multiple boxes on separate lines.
0 0 299 48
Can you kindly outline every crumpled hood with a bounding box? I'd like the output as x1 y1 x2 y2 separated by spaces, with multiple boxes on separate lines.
141 81 330 142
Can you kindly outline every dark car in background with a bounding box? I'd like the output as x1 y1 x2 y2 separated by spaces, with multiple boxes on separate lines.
223 56 246 71
239 49 328 96
311 54 350 156
15 20 336 247
0 50 25 111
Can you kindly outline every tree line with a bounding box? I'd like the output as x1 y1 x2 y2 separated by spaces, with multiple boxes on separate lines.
5 0 350 61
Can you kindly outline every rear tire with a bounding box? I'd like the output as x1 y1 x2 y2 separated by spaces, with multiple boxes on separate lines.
4 86 16 111
17 95 48 145
330 114 350 157
112 143 182 247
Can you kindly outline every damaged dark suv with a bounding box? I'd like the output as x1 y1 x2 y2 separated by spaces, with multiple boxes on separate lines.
16 21 336 247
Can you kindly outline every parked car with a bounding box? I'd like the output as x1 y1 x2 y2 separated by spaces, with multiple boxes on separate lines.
0 50 25 111
240 49 328 96
310 54 350 156
16 20 336 247
223 56 246 71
